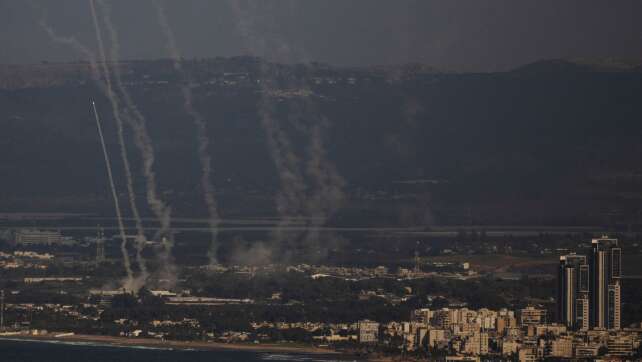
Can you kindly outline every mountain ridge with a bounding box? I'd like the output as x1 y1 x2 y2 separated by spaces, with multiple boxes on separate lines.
1 57 642 226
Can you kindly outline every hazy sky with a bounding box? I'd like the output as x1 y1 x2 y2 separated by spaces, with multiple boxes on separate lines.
1 0 641 71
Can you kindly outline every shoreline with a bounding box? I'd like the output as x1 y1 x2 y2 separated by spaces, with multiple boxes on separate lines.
0 334 343 356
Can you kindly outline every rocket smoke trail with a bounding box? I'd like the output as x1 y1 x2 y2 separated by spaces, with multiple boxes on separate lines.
258 91 307 249
95 0 174 283
301 115 346 252
89 0 136 287
278 99 346 255
36 4 139 287
152 0 220 265
91 101 131 282
227 1 308 253
34 6 100 84
227 1 345 259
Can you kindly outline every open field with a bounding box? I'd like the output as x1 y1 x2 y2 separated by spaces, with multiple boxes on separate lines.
422 254 559 273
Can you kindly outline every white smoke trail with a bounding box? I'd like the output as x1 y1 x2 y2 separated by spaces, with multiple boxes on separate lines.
91 100 131 281
281 100 346 255
89 0 136 288
35 9 100 83
302 117 346 252
227 1 345 259
35 4 138 285
152 0 220 265
95 0 174 285
258 93 307 252
38 4 146 289
227 1 308 254
35 3 173 288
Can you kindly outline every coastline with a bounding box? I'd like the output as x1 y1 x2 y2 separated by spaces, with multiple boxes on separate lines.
0 334 342 356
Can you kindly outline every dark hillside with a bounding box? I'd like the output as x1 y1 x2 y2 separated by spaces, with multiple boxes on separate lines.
1 58 642 226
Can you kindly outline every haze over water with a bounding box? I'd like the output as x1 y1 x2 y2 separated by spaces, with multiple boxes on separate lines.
0 339 349 362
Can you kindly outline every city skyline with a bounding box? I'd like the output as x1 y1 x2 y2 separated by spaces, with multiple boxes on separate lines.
558 236 625 333
1 1 642 361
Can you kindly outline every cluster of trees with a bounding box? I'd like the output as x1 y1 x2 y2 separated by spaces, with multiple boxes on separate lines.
184 269 541 308
90 273 556 333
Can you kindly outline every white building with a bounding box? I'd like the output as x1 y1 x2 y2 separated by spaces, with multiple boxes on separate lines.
15 229 63 246
501 339 520 355
519 347 537 362
358 320 379 344
519 306 547 326
549 336 573 358
607 334 634 357
465 331 489 355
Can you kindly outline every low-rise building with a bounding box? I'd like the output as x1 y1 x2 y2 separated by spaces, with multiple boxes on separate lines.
519 347 537 362
549 336 573 358
428 329 447 348
519 306 547 326
501 338 520 355
574 343 599 358
535 324 567 336
15 229 64 246
608 334 634 357
358 320 379 344
464 331 488 355
446 356 479 362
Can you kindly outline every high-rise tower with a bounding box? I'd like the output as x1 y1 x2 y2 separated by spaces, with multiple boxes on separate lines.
589 236 621 330
557 253 589 330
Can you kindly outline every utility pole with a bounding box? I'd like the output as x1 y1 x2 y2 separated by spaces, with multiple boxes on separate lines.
96 225 105 265
414 241 421 273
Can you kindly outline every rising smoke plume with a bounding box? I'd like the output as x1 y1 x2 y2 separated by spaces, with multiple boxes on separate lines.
34 5 100 84
227 0 346 262
152 0 221 266
227 1 308 255
88 0 143 288
91 101 133 286
36 2 141 287
301 116 346 254
95 0 176 286
37 2 152 290
257 88 307 254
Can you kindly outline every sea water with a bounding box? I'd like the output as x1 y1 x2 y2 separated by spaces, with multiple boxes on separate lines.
0 339 352 362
